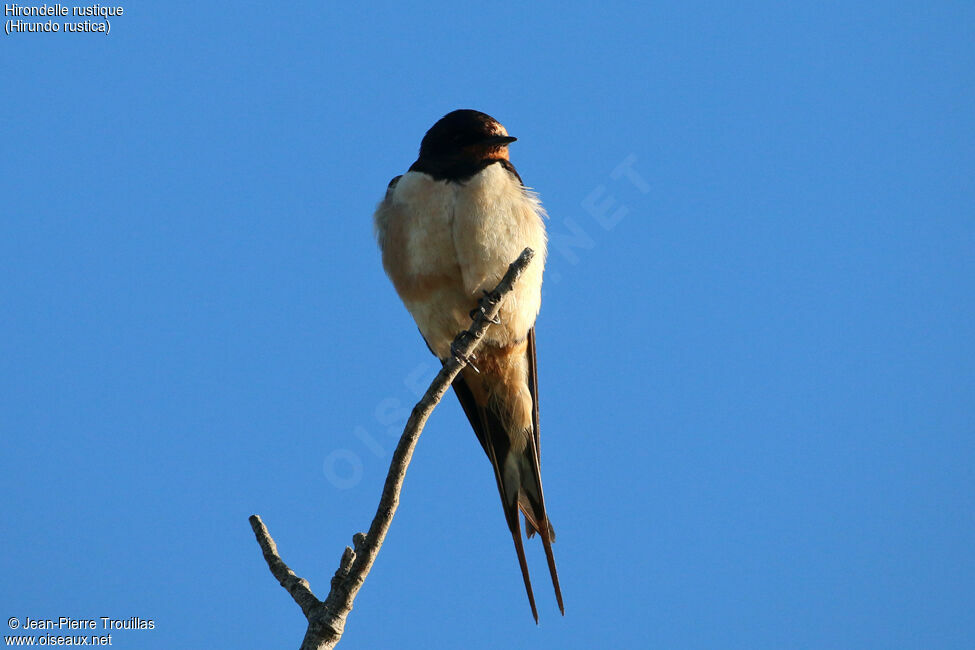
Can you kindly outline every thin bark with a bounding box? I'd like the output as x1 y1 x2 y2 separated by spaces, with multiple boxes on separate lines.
250 247 537 650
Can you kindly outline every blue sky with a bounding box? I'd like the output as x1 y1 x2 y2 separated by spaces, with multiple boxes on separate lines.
2 2 973 648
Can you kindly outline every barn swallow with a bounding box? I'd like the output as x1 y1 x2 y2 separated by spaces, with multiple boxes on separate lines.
374 109 563 621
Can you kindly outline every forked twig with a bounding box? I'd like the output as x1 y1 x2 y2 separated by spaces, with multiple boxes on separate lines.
250 248 536 649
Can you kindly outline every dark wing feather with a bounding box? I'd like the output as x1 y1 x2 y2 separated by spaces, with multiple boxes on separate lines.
527 327 540 465
523 328 564 614
450 375 490 458
386 175 402 195
450 374 540 622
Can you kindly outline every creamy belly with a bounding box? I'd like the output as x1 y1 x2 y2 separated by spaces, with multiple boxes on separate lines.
376 163 547 358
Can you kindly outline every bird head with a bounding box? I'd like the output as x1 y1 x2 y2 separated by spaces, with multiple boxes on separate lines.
418 109 517 163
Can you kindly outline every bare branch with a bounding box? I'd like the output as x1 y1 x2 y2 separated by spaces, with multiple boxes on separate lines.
251 248 537 649
249 515 321 619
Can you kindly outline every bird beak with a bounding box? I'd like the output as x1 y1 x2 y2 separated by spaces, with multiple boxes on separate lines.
481 135 517 146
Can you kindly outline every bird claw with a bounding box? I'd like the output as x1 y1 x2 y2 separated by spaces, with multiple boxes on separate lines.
469 307 501 325
469 290 503 324
450 332 479 372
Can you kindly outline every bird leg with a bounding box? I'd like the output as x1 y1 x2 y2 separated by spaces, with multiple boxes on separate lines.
450 331 481 373
469 289 503 324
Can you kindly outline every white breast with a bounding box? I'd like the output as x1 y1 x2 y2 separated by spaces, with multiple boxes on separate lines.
375 163 547 355
451 164 547 345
